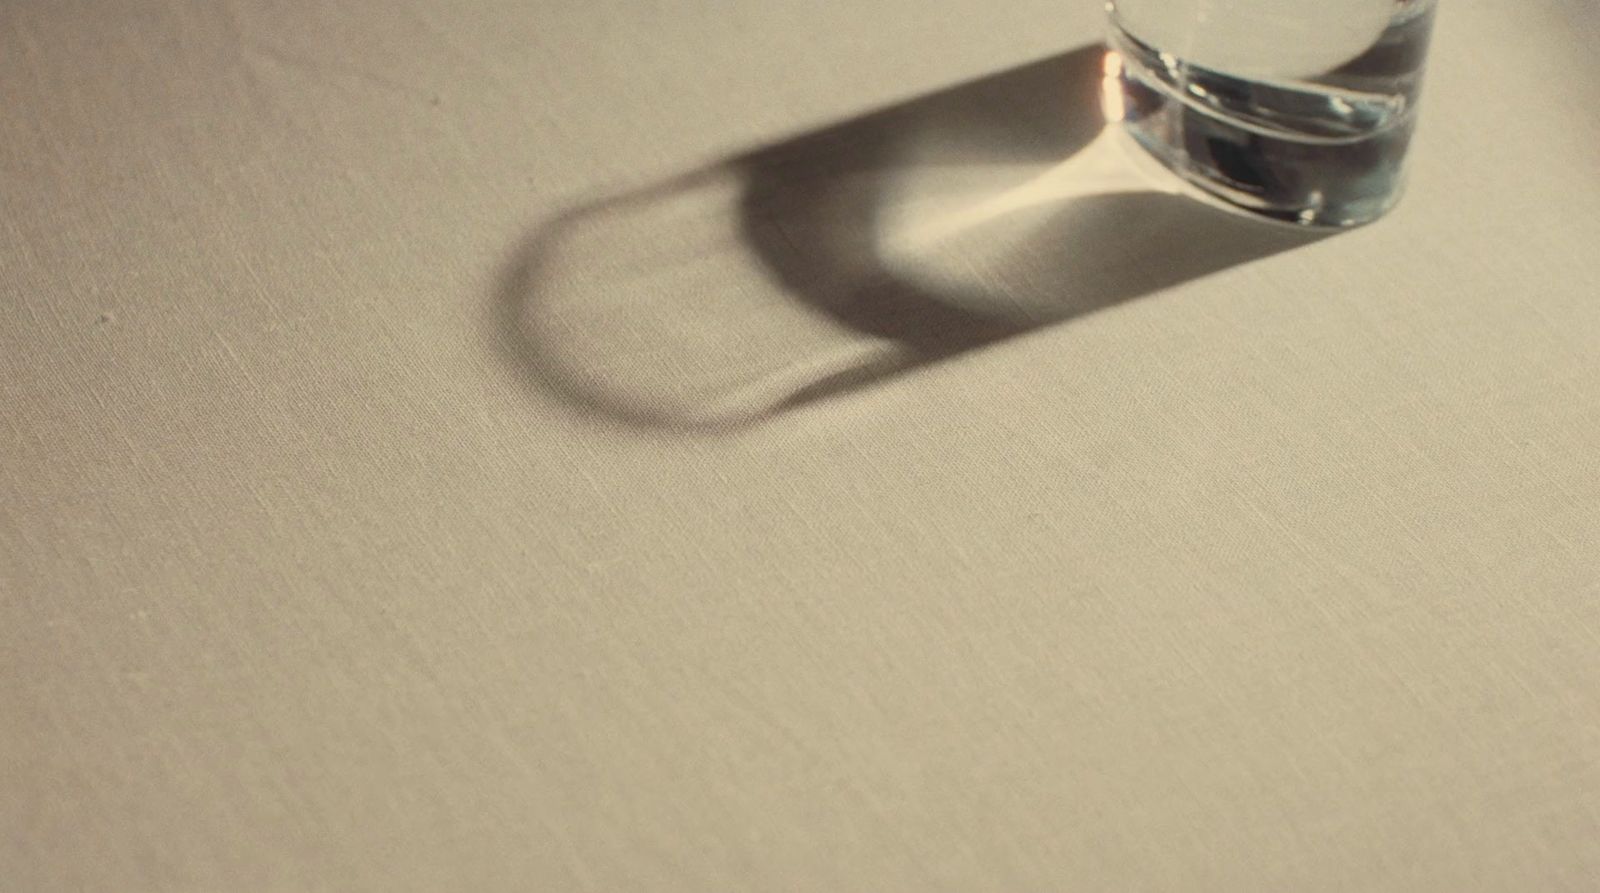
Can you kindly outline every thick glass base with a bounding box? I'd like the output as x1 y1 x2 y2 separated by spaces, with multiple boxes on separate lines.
1107 20 1424 228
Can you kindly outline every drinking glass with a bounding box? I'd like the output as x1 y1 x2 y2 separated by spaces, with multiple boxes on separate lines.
1106 0 1438 227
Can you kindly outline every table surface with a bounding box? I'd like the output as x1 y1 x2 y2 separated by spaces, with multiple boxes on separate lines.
6 1 1600 889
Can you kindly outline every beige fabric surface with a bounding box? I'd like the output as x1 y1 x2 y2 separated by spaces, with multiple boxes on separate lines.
4 0 1600 890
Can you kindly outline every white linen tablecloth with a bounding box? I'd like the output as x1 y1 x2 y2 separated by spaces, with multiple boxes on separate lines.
5 0 1599 889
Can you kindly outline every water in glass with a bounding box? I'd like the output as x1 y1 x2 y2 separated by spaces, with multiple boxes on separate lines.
1107 0 1438 226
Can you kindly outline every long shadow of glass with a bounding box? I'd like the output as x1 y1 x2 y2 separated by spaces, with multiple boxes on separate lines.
496 44 1327 432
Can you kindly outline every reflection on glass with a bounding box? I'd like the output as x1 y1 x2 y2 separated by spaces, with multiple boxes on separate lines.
1107 0 1439 226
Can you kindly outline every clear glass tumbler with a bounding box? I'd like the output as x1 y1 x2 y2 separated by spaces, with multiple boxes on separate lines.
1106 0 1438 227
